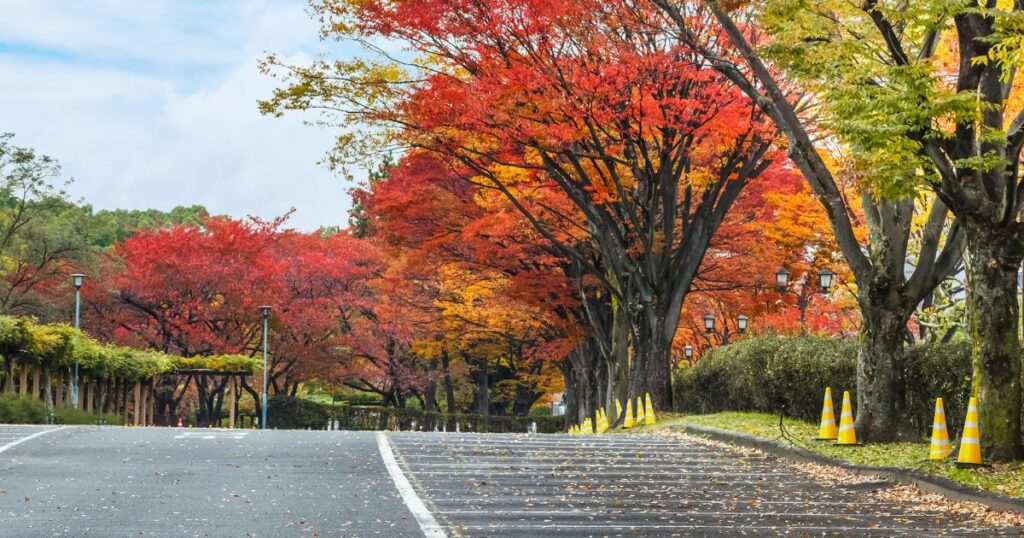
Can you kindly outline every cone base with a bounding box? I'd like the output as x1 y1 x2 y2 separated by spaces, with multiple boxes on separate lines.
955 461 988 469
815 437 838 441
834 442 863 447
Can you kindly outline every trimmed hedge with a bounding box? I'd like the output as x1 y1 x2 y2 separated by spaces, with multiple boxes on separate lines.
268 394 334 429
336 406 564 433
264 396 562 433
673 336 972 437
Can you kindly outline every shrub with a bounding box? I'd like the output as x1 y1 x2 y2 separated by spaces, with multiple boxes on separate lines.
673 335 972 437
53 406 124 426
0 394 123 425
0 393 47 423
337 406 564 433
268 394 333 429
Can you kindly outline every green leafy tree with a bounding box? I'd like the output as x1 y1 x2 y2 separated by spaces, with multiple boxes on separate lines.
657 0 1023 458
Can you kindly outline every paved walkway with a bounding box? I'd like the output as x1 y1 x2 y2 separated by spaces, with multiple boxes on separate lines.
389 432 1011 537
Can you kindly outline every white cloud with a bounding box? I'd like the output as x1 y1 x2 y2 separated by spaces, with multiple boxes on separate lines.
0 0 359 231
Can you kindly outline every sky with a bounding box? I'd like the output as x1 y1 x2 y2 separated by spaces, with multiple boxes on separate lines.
0 1 359 231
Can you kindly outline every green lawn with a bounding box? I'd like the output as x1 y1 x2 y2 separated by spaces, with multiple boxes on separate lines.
647 411 1024 499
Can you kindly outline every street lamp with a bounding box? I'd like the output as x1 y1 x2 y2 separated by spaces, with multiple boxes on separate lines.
70 273 85 409
684 345 693 361
703 313 715 334
818 268 835 292
737 314 748 334
259 305 271 430
775 267 790 290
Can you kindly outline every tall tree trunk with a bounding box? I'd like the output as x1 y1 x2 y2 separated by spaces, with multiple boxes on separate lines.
441 350 456 413
41 365 52 409
629 307 674 411
561 361 577 428
424 358 438 412
471 358 489 415
608 296 630 424
964 227 1024 461
856 296 915 441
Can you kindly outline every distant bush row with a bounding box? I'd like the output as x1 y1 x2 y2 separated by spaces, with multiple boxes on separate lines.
267 395 563 433
673 336 972 437
0 394 123 425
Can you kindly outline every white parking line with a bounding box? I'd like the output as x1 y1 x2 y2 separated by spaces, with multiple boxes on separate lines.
173 431 248 440
376 432 446 538
0 427 62 455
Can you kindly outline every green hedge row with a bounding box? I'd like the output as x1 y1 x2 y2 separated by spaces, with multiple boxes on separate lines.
673 336 972 437
0 316 260 381
266 395 563 432
0 394 123 425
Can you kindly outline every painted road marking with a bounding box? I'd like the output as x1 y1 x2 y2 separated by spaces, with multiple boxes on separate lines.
173 430 248 440
376 431 446 538
0 426 62 455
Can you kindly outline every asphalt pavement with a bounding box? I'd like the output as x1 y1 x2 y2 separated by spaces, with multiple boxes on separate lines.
0 425 1017 537
0 425 421 537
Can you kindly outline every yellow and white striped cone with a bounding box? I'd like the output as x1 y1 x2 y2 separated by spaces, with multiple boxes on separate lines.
928 397 952 460
956 397 982 466
816 387 838 440
615 399 623 427
644 393 656 425
835 390 858 446
635 396 646 426
582 418 592 434
623 399 634 429
596 409 608 434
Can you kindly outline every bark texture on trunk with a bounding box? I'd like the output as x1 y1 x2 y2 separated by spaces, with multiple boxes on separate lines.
855 300 915 441
964 229 1023 461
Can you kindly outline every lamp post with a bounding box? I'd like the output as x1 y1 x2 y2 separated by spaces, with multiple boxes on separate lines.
259 305 271 430
70 273 85 409
684 344 693 363
774 267 834 335
818 268 835 292
737 314 748 334
703 313 715 334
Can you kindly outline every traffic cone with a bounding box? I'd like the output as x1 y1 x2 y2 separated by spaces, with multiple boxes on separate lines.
177 417 183 428
835 390 858 446
623 399 634 429
635 396 646 426
582 418 592 434
615 399 623 427
644 393 656 425
816 387 838 440
956 397 983 467
597 408 608 433
928 398 952 460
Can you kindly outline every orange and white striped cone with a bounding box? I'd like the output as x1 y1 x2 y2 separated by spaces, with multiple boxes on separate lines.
644 393 656 425
816 387 837 440
956 397 983 467
928 397 952 460
835 390 859 446
623 399 634 429
635 396 646 425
